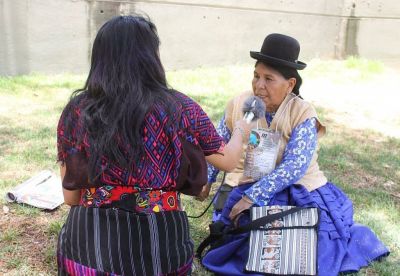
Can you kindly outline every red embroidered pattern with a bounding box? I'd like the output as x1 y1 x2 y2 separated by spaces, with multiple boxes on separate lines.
80 187 180 213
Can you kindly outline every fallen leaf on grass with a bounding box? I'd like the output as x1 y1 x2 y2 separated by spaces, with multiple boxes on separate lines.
2 205 9 214
383 180 396 190
389 192 400 199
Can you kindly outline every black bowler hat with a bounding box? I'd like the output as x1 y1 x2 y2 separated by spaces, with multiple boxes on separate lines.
250 33 306 70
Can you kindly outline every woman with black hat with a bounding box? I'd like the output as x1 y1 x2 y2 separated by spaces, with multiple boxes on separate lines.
201 33 389 275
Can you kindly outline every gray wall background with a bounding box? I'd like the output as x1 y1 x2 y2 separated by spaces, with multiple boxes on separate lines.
1 0 399 76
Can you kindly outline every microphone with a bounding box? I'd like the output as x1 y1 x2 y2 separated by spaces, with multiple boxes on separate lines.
242 96 266 123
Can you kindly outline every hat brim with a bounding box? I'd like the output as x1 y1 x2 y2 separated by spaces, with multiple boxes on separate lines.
250 51 307 70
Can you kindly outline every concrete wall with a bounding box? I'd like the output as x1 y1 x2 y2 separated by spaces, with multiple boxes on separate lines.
1 0 399 76
136 0 344 68
0 0 89 75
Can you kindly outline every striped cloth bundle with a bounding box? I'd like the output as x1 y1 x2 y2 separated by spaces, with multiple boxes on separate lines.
246 206 319 275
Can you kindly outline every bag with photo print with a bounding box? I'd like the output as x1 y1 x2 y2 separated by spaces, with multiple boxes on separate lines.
245 206 320 275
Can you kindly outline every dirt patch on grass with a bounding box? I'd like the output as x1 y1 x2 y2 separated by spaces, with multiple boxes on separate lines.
0 205 68 275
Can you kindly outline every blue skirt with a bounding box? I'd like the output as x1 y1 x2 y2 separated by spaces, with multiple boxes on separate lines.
202 183 389 276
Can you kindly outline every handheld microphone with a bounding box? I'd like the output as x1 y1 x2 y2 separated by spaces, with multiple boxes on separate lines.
242 96 266 124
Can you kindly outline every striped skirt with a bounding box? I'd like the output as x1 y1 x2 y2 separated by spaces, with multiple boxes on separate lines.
57 206 193 276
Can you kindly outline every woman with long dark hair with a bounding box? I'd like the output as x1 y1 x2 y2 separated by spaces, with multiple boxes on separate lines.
56 15 251 275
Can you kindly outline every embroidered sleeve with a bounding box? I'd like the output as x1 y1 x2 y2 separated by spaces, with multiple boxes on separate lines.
207 114 232 183
244 118 318 206
57 94 90 165
57 100 84 164
180 94 224 156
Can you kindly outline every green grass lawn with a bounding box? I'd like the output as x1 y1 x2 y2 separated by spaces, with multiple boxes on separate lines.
0 59 399 275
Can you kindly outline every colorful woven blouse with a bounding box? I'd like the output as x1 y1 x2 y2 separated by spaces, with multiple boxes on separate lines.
57 91 224 211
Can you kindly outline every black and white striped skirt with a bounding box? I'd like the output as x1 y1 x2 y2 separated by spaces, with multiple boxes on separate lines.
57 206 194 275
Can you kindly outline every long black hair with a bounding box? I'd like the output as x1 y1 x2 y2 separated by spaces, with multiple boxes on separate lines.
257 61 303 97
69 15 177 182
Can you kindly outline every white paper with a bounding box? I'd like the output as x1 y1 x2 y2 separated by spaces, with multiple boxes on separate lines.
5 170 64 210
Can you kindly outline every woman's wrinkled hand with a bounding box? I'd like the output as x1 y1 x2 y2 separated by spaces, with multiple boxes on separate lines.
229 196 254 225
195 184 211 201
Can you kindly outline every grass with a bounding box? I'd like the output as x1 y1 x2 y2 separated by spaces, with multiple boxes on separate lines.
318 126 400 275
0 57 399 275
302 57 385 83
0 229 22 243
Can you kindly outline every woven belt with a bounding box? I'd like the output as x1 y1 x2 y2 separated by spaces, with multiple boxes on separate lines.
82 190 181 214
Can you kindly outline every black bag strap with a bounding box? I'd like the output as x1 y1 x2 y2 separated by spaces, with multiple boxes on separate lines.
229 206 305 235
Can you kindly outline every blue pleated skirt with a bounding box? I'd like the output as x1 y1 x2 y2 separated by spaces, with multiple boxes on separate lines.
202 183 389 276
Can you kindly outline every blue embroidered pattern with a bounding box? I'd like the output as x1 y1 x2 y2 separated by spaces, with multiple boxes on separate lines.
245 117 318 205
207 112 318 206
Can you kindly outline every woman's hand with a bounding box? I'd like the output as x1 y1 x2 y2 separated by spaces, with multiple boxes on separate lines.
233 119 255 144
195 184 211 201
229 195 254 223
205 119 255 172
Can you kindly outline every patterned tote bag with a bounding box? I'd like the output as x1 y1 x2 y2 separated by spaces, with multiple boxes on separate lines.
245 206 319 275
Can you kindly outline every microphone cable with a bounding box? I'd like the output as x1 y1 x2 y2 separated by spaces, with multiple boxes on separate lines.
187 172 226 219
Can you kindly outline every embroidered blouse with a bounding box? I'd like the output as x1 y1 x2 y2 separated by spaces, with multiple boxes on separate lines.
57 91 224 210
207 113 318 206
